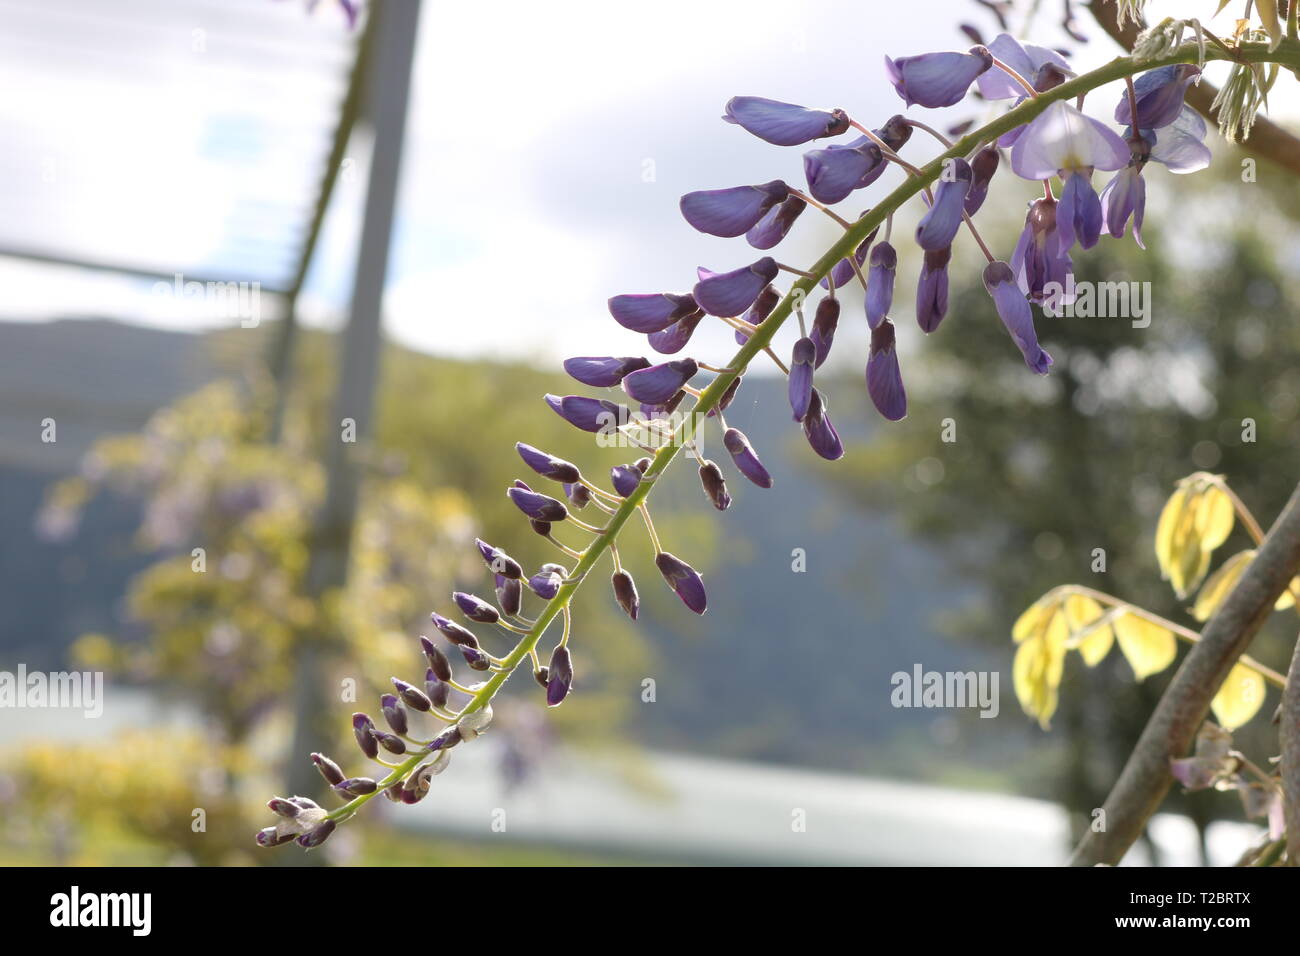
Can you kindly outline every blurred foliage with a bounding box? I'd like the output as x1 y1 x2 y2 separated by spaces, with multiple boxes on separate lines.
825 160 1300 854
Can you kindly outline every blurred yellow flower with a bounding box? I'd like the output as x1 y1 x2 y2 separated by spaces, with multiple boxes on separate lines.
1154 473 1235 599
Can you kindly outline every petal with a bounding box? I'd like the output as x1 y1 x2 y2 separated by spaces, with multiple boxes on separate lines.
1150 105 1211 173
655 551 707 614
515 442 581 483
1010 101 1129 178
788 337 815 421
864 241 897 329
915 158 972 250
977 33 1070 100
982 261 1053 374
607 292 697 333
886 47 993 108
804 143 882 204
810 296 840 367
722 95 849 146
746 195 806 249
1115 65 1199 130
680 180 789 237
622 358 698 404
723 427 773 488
563 355 650 387
544 393 628 433
693 257 779 316
866 319 907 421
610 464 641 498
915 245 951 333
801 387 844 460
647 310 705 354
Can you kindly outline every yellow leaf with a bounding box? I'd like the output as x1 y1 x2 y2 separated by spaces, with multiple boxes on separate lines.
1191 550 1256 622
1193 483 1234 552
1012 593 1060 643
1012 613 1068 729
1211 664 1266 730
1063 594 1113 666
1155 486 1189 582
1113 613 1177 681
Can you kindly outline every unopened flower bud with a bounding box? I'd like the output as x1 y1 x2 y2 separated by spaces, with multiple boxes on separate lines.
312 753 346 787
267 797 299 818
353 713 379 759
375 731 406 755
547 645 574 706
392 677 432 712
698 460 731 511
425 668 450 709
335 777 378 796
296 819 337 849
612 569 639 620
380 693 409 735
420 636 453 682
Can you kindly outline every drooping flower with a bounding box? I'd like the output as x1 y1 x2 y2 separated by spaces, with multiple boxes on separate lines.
809 296 840 368
430 612 479 648
964 145 1000 215
607 292 697 333
698 460 731 511
723 427 772 488
528 564 565 600
1115 64 1200 130
801 388 844 460
982 260 1053 374
655 551 707 614
693 257 779 316
856 116 913 190
546 645 573 706
975 33 1071 101
680 180 790 237
864 241 897 329
722 96 850 146
647 309 705 354
866 319 907 421
1099 162 1146 248
562 356 650 388
803 141 883 204
622 359 698 405
453 591 500 624
746 195 806 249
474 538 522 579
915 245 951 333
885 46 994 108
610 463 641 498
788 337 815 421
735 285 779 344
544 394 628 434
915 158 972 251
611 569 639 620
1009 197 1071 304
507 485 568 522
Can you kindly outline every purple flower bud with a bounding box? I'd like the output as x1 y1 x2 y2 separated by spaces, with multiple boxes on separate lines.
507 485 569 522
515 443 581 485
723 427 773 488
803 141 882 205
453 591 500 624
809 297 840 369
915 158 972 251
380 693 409 734
425 668 450 708
429 725 464 751
801 388 844 460
533 665 550 688
497 576 523 616
546 645 574 706
708 374 743 416
543 394 628 435
267 797 300 818
693 257 779 317
474 538 523 579
353 713 379 759
647 309 705 354
564 482 591 509
866 319 908 422
698 460 731 511
655 551 707 614
746 195 806 249
964 145 1000 215
431 612 479 648
886 46 993 108
256 826 296 847
1010 197 1071 304
312 753 345 787
633 457 653 474
1099 164 1145 248
296 819 337 849
375 731 406 755
562 356 650 388
607 292 697 333
821 225 877 291
915 245 951 334
612 569 639 620
421 636 453 682
611 463 641 498
532 519 553 536
788 337 815 421
529 565 564 599
392 677 433 712
1115 64 1200 131
864 241 896 329
1056 170 1103 252
623 359 698 405
461 646 491 671
983 260 1053 374
735 285 780 344
680 180 789 237
722 95 850 146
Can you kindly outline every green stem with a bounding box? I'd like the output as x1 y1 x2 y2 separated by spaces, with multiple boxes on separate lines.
323 36 1300 824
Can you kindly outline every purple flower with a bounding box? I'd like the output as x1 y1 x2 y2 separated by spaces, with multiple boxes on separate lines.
856 117 913 190
1057 170 1103 251
866 319 907 421
475 538 522 579
1146 106 1211 173
655 551 707 614
622 358 698 404
1115 65 1200 131
421 637 453 682
453 591 500 624
607 292 697 333
915 245 951 333
746 195 806 249
722 96 850 146
804 141 883 204
1099 163 1145 248
544 394 628 434
865 241 897 329
680 180 790 237
612 570 639 620
810 296 840 368
976 33 1071 100
610 463 641 498
964 145 1000 215
723 427 772 488
788 337 815 421
392 677 433 712
821 226 877 291
1009 197 1071 304
648 309 705 354
431 612 479 647
507 486 568 522
983 260 1053 374
693 257 779 317
698 460 731 511
735 285 779 344
886 46 993 108
915 158 972 251
563 356 650 388
380 694 408 735
1010 101 1129 182
801 388 844 460
497 576 523 616
528 564 564 600
546 645 573 706
515 442 581 484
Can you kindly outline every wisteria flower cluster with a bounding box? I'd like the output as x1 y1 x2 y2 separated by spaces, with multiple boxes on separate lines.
259 10 1295 849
